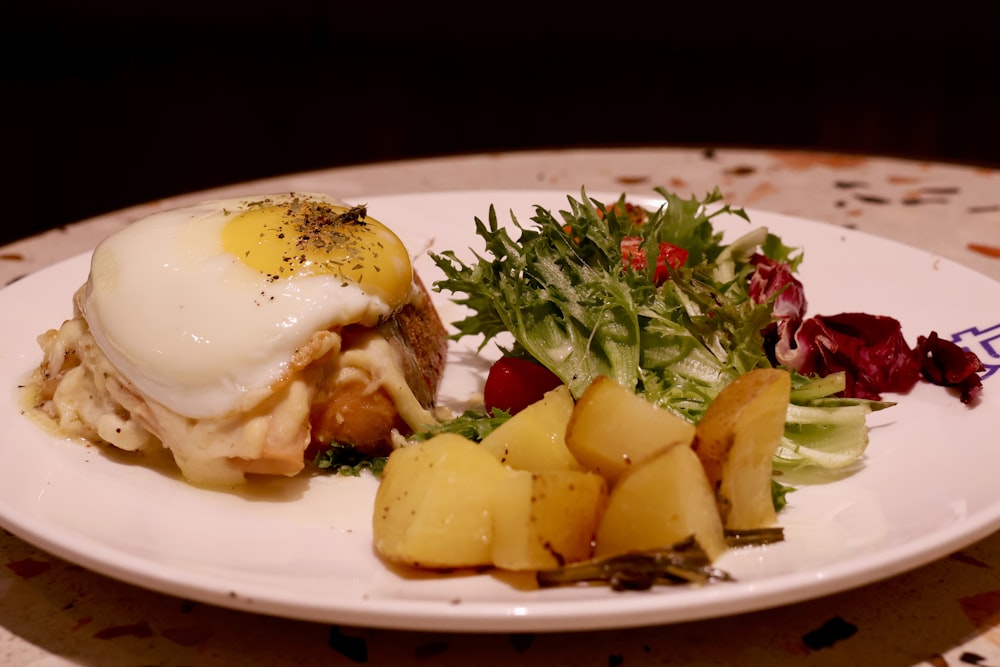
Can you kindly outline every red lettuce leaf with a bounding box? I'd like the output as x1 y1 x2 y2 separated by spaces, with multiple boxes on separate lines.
916 331 986 404
749 254 807 367
776 312 922 400
749 254 807 322
748 257 987 404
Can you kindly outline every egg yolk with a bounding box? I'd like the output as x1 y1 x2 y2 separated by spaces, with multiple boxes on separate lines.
221 198 413 310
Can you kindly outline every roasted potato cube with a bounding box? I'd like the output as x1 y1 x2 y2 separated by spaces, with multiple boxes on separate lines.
491 469 607 571
594 442 728 561
565 375 696 484
373 433 511 569
479 385 582 472
693 368 791 529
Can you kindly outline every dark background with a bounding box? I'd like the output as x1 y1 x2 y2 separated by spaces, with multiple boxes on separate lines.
5 2 1000 246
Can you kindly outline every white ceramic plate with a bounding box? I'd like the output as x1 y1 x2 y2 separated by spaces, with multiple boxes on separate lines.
2 190 999 633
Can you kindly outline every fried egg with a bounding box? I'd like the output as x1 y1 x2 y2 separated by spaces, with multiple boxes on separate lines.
79 193 414 420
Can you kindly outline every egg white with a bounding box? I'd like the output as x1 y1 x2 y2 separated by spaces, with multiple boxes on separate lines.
79 194 401 419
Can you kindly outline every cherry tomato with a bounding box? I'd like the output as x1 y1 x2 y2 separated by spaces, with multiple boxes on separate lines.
483 356 564 416
621 236 688 285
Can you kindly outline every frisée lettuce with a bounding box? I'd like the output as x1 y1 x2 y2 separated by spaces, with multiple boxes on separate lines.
431 187 891 471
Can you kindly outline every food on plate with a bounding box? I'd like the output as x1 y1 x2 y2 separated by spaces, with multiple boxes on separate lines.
22 183 987 590
373 389 605 570
535 526 785 590
372 369 785 576
370 186 986 588
28 193 447 485
478 384 582 472
432 187 986 473
565 375 697 484
593 439 728 562
536 539 733 591
491 468 607 571
373 433 511 568
482 356 564 416
692 368 791 530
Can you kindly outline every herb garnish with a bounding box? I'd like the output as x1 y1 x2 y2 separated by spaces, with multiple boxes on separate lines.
313 443 387 477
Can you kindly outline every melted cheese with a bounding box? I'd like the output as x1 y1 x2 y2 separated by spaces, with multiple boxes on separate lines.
31 312 437 486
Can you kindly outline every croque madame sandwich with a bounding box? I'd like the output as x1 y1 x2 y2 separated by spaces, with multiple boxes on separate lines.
30 193 448 485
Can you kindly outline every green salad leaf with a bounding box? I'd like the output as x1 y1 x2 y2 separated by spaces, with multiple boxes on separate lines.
435 187 779 419
431 186 881 472
409 408 512 442
313 444 388 477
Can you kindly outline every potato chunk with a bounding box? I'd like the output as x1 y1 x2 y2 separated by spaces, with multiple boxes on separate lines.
594 443 727 561
372 434 510 569
479 385 582 472
693 368 791 530
565 376 696 484
491 469 607 571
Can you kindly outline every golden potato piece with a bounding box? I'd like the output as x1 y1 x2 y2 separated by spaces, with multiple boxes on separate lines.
491 469 607 571
479 385 582 472
372 433 511 569
594 443 727 562
693 368 791 530
565 376 696 484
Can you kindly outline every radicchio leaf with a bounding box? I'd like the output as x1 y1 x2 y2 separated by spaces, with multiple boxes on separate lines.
749 254 808 322
777 313 922 400
915 331 986 404
746 253 987 405
749 254 807 366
